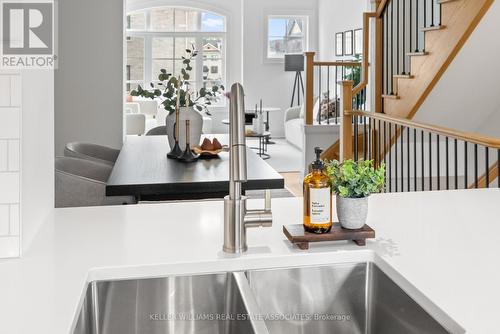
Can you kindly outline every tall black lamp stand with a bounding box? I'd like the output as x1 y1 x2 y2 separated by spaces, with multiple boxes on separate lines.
290 71 305 107
285 54 305 108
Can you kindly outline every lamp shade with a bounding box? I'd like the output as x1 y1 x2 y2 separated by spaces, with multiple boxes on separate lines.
284 54 304 72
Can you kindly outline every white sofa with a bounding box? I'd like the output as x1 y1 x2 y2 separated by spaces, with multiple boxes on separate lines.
284 105 304 150
285 98 324 150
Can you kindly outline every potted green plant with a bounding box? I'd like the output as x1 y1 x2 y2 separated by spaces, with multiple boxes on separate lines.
131 45 224 149
326 159 385 229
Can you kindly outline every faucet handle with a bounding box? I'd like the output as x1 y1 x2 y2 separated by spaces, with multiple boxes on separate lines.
244 190 273 228
244 211 273 228
264 189 271 211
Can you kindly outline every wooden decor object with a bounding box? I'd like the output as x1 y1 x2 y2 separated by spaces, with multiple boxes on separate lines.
283 223 375 250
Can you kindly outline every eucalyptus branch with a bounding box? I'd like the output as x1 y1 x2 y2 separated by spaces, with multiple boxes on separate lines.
130 44 224 115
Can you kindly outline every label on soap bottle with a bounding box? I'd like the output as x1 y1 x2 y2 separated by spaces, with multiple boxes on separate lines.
309 187 331 225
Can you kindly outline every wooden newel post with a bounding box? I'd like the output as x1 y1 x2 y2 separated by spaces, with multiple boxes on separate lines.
304 52 315 125
339 81 354 161
374 13 383 113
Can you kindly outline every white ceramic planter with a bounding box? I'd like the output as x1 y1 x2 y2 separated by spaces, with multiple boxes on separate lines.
166 107 203 149
336 196 369 230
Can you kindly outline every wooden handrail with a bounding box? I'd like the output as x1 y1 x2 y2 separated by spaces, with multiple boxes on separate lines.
353 12 376 96
304 51 315 125
313 61 361 67
349 110 500 149
376 0 390 18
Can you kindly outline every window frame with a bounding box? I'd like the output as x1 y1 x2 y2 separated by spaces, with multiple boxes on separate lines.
264 14 310 63
125 7 226 98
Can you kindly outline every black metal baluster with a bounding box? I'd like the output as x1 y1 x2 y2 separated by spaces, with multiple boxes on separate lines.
318 67 322 124
415 0 420 52
485 147 490 188
421 130 424 190
454 139 458 189
437 134 440 190
474 144 478 188
430 0 435 27
402 0 406 74
405 0 418 57
389 124 393 192
390 1 394 94
414 128 417 191
424 0 427 28
327 66 330 125
429 132 432 191
363 88 366 111
446 137 449 190
396 0 400 76
384 10 388 95
439 0 442 26
407 126 410 191
335 66 338 121
497 150 500 188
401 126 404 192
364 117 367 160
395 125 399 192
368 118 371 160
378 120 381 167
354 116 359 161
384 122 388 191
464 142 468 188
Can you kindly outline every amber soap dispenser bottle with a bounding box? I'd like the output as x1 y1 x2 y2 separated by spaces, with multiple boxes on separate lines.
303 147 332 234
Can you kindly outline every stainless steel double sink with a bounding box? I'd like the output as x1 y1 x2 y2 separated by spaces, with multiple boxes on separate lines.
73 262 453 334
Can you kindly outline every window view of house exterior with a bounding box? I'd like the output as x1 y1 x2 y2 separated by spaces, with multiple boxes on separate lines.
126 8 226 93
267 16 308 59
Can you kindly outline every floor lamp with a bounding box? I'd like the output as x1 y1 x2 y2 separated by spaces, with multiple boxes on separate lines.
285 54 305 107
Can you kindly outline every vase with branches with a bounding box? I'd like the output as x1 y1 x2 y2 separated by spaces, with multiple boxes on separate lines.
130 45 225 153
130 45 225 115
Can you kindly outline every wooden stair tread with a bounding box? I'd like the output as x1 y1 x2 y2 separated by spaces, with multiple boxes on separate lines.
438 0 460 3
382 94 400 100
393 74 414 79
421 25 446 32
406 51 429 56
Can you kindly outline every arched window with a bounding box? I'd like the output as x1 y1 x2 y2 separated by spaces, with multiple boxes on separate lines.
126 7 226 95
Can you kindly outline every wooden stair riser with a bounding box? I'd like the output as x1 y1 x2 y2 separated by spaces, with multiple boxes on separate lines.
392 75 414 95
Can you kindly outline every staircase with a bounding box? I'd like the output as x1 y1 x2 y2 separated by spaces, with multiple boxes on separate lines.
381 0 495 118
304 0 500 190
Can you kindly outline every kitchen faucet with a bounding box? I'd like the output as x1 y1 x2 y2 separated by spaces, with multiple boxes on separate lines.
223 83 273 254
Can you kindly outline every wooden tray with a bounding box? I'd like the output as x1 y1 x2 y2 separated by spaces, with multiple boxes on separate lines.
283 223 375 250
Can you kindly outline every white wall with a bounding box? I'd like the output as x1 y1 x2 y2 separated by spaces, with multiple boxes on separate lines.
415 0 500 138
317 0 369 61
21 71 54 252
242 0 319 138
55 0 125 155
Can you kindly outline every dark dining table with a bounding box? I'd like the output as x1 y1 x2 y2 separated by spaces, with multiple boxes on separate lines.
106 135 284 201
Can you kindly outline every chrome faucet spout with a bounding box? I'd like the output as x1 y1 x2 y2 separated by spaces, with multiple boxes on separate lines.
223 83 273 254
229 83 247 185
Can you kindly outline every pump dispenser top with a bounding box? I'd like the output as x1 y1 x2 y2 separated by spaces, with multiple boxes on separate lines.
311 147 324 171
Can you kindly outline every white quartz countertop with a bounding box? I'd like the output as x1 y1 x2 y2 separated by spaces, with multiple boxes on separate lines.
0 189 499 334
